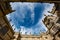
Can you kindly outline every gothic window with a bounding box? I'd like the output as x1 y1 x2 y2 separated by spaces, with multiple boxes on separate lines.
52 26 58 33
0 26 8 36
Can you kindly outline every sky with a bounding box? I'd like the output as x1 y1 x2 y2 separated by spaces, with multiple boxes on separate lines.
6 2 54 35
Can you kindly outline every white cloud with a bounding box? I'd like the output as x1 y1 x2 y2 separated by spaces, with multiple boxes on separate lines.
10 2 34 10
10 2 35 23
20 26 34 35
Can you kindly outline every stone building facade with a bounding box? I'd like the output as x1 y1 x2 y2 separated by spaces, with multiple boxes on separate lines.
43 15 59 35
55 32 60 40
20 33 53 40
0 2 15 40
0 2 21 40
49 3 60 17
11 32 21 40
43 3 60 40
43 15 60 40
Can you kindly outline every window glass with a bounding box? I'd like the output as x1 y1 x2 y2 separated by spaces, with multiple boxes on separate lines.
0 26 8 36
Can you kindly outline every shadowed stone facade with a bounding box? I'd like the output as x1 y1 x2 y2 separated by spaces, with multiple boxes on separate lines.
0 2 20 40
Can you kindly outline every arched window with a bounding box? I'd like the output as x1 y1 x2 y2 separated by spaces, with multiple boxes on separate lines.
0 25 8 36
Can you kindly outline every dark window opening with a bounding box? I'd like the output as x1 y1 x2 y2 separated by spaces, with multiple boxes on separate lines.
55 4 60 10
0 26 8 36
56 18 60 24
5 2 11 9
45 37 48 39
0 37 3 40
47 19 50 25
58 34 60 37
47 22 49 25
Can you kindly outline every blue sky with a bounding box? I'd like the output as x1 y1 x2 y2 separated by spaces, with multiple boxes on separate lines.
6 2 54 35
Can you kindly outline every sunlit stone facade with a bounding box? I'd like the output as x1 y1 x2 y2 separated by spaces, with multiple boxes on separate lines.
12 32 21 40
43 15 59 35
20 33 53 40
53 32 60 40
43 3 60 40
43 14 60 40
